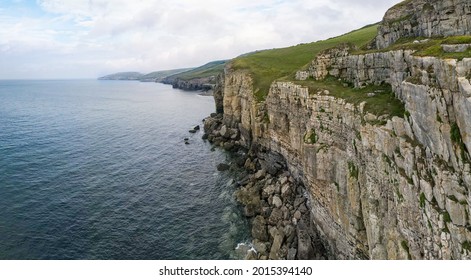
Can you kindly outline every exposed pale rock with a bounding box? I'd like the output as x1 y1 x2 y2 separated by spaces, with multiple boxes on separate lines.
445 199 468 227
252 239 268 255
219 125 228 137
245 250 257 260
376 0 471 49
442 44 471 53
269 228 285 260
262 185 276 197
280 176 289 185
281 184 290 197
272 195 283 208
215 0 471 260
255 169 266 180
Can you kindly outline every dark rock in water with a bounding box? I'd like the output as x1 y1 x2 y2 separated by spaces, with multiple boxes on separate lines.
184 138 189 141
235 156 247 167
184 141 190 145
217 163 230 171
210 147 216 152
189 129 197 133
244 204 256 217
202 134 209 140
213 137 223 146
193 125 200 131
244 158 256 172
223 141 235 151
237 176 250 186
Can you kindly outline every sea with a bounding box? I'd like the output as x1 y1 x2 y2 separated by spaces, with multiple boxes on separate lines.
0 80 250 260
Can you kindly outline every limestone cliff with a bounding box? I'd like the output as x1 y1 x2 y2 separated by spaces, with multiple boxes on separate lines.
211 0 471 259
376 0 471 49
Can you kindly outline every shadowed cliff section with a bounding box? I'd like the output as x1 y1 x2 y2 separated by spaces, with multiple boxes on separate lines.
161 60 228 91
207 0 471 259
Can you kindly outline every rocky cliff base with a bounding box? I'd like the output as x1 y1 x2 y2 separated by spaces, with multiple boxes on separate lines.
204 114 326 260
161 77 215 91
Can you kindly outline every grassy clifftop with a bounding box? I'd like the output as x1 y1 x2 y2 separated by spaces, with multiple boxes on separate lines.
231 24 379 101
166 60 227 81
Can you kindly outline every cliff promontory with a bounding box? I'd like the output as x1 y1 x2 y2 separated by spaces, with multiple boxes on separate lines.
206 0 471 259
161 60 227 91
376 0 471 49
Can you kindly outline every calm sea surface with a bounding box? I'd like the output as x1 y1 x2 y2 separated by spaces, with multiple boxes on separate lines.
0 80 249 259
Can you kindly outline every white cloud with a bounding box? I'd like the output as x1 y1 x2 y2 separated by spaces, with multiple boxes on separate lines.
0 0 403 79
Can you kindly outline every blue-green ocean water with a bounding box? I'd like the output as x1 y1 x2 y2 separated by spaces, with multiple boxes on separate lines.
0 80 249 260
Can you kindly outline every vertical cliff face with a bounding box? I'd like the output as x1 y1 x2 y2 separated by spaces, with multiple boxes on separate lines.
376 0 471 49
215 0 471 259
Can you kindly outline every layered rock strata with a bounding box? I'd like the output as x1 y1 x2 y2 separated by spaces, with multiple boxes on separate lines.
375 0 471 49
161 76 216 91
216 50 471 259
204 115 326 260
206 0 471 259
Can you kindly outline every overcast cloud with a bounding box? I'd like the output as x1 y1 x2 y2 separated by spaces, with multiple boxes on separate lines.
0 0 403 79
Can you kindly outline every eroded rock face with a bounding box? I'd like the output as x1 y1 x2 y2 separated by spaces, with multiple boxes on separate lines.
218 49 471 259
213 0 471 260
376 0 471 49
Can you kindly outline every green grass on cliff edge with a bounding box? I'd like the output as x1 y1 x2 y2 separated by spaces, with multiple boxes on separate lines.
296 77 406 120
167 60 227 81
356 35 471 60
231 24 379 101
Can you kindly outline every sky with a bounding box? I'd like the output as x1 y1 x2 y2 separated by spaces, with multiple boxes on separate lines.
0 0 403 79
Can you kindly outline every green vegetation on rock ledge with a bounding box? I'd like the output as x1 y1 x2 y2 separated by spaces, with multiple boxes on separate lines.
348 161 359 180
232 24 379 101
304 129 318 144
356 35 471 60
296 77 405 120
401 240 412 259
